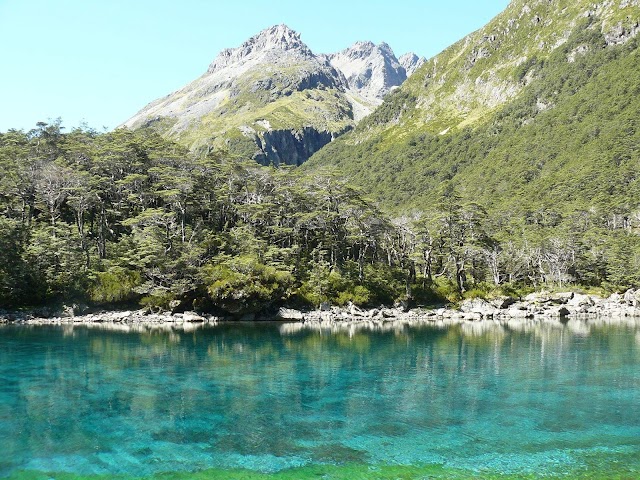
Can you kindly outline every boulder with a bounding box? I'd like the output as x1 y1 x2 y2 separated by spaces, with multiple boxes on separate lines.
624 289 637 306
546 306 570 317
463 312 483 321
550 292 574 303
111 311 132 321
394 299 410 312
60 304 76 318
365 308 379 318
459 298 496 316
608 292 623 304
381 308 398 318
634 290 640 308
349 303 366 317
524 291 550 303
504 308 533 318
567 293 594 308
490 296 517 309
276 308 304 320
183 311 206 322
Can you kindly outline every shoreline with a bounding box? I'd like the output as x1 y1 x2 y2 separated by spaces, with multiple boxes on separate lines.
3 290 640 327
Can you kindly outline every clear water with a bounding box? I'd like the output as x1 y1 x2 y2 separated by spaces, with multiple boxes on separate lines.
1 318 640 479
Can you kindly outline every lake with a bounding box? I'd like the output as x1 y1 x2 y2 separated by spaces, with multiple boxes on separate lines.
1 318 639 479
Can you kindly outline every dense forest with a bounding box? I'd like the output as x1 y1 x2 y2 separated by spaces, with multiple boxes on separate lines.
304 22 640 299
0 124 424 314
1 114 640 315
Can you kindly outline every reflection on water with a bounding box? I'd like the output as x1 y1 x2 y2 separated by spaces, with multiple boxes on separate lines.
1 319 639 477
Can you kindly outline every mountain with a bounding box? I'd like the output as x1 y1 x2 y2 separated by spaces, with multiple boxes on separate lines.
327 42 425 120
123 25 349 166
398 52 426 77
123 25 421 165
306 0 640 215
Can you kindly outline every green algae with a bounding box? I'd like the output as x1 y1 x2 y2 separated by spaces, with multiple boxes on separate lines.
7 453 640 480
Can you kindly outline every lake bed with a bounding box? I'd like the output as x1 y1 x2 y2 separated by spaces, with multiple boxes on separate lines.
1 319 639 479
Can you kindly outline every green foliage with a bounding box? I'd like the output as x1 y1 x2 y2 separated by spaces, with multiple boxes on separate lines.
3 4 640 311
90 267 141 304
204 255 294 314
139 290 178 311
305 19 640 296
298 261 408 308
0 124 423 313
0 217 32 307
23 224 88 302
433 279 463 303
335 286 372 307
513 55 543 82
463 283 493 300
602 231 640 290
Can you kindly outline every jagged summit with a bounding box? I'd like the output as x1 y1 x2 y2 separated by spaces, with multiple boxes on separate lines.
207 24 313 73
398 52 426 77
253 24 305 49
329 41 406 100
123 25 422 164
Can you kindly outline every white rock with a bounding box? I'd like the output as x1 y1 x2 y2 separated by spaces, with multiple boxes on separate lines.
183 311 206 322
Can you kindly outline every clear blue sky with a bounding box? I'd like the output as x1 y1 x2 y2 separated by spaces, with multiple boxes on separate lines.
0 0 510 132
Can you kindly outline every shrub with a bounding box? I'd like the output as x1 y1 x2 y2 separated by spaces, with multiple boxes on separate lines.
204 255 294 314
335 285 372 307
90 267 141 304
140 289 176 310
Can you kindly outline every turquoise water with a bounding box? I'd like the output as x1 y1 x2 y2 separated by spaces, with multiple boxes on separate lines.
1 319 640 479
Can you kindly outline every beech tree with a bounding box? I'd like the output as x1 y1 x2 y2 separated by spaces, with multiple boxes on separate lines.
3 122 640 313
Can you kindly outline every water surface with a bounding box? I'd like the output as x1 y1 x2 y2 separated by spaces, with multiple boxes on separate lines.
1 318 640 479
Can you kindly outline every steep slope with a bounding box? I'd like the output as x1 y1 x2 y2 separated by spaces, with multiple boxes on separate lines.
123 25 422 165
307 0 640 214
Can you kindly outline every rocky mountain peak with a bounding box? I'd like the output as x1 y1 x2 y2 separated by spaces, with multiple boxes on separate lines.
250 24 307 51
343 41 376 56
123 24 424 163
207 24 313 74
398 52 426 77
329 40 406 101
378 42 395 55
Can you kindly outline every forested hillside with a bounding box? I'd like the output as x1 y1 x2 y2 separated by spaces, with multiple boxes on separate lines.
305 5 640 295
310 21 640 212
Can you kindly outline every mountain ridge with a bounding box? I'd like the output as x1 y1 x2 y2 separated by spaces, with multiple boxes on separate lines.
351 0 640 140
306 0 640 214
123 24 423 164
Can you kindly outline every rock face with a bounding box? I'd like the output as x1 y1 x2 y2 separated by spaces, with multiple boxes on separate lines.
255 126 351 166
123 25 420 164
328 42 425 120
123 24 350 164
398 52 426 77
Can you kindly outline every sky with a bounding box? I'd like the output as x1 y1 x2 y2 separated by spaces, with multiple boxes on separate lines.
0 0 510 132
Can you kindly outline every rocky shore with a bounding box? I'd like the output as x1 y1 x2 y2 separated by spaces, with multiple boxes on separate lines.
2 289 640 327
